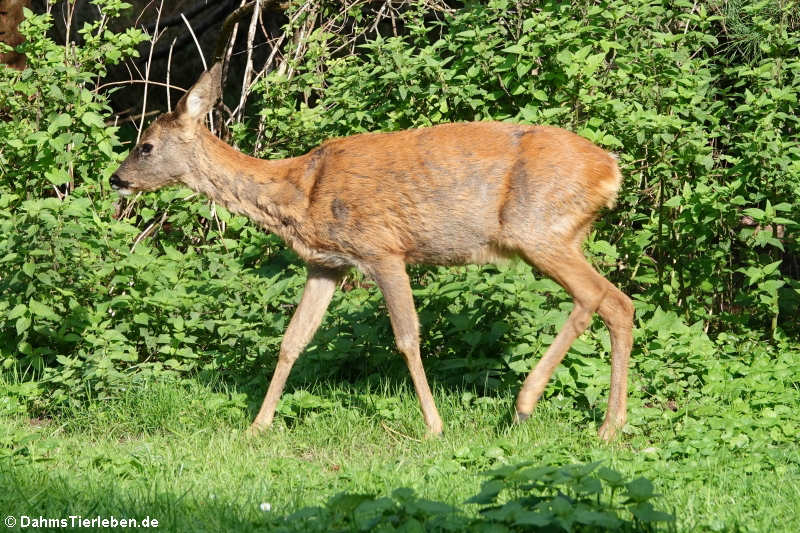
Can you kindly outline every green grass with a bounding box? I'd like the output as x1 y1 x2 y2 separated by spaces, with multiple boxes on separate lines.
1 374 798 532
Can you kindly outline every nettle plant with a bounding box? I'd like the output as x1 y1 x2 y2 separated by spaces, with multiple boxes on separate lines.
0 2 145 199
249 0 799 337
0 1 146 401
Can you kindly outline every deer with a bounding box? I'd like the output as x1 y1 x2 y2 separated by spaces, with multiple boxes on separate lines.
110 62 634 441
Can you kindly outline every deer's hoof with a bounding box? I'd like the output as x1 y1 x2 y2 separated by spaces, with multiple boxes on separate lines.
597 421 624 442
514 411 530 423
246 423 269 437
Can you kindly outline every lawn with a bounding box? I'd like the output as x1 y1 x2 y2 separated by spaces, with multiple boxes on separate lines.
2 349 799 532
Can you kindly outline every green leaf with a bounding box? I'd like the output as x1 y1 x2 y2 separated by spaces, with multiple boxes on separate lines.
22 262 35 278
630 502 674 523
743 208 765 220
532 89 548 101
163 246 183 261
81 111 106 129
47 113 73 134
625 477 655 502
465 479 504 504
502 44 526 55
583 52 606 75
515 511 554 527
28 299 61 321
8 304 27 320
573 509 622 528
597 467 625 487
16 316 32 335
98 139 114 159
45 168 71 186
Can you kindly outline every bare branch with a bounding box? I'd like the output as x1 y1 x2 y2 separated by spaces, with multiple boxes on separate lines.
166 36 177 111
180 12 207 70
137 0 165 143
95 79 187 94
213 0 287 64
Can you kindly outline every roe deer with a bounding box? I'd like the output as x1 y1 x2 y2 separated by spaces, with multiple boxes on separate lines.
110 63 633 440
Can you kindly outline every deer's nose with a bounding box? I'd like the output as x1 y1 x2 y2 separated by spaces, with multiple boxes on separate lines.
109 174 125 189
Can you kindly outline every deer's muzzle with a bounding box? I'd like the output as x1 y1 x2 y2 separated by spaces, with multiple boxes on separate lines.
109 174 131 193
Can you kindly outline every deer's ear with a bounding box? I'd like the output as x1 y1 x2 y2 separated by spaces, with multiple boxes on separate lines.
176 62 222 122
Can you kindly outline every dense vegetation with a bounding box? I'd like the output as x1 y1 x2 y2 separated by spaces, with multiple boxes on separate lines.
1 0 798 531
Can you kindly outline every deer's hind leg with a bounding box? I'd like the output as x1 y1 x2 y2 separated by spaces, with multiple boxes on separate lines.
596 283 633 440
513 246 619 433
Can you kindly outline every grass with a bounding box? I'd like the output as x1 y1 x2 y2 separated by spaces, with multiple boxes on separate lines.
1 373 798 532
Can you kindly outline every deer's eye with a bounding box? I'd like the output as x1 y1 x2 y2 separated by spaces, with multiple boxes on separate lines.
140 143 153 155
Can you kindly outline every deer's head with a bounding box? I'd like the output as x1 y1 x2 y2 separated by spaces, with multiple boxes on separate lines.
110 63 222 195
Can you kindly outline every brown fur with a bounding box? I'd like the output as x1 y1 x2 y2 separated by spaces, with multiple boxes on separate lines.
112 63 634 440
0 0 30 71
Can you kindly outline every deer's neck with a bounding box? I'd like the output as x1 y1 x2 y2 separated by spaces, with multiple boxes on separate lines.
183 130 317 256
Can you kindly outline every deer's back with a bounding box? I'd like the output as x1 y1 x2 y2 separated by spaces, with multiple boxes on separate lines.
302 122 620 266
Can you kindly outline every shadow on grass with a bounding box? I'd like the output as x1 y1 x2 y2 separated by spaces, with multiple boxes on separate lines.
200 259 606 435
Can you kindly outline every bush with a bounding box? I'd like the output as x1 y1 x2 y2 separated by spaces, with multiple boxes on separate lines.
249 0 799 336
0 0 798 412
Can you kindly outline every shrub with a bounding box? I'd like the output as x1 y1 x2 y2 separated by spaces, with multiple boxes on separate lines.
0 0 797 411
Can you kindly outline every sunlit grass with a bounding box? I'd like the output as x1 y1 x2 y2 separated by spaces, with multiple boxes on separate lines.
1 376 797 532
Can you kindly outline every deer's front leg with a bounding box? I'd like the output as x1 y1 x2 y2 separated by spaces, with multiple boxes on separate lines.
249 265 343 434
370 257 443 436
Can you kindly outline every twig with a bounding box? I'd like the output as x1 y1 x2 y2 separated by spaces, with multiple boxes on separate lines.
236 0 262 123
212 204 229 251
221 0 248 99
180 12 214 133
130 210 169 253
180 12 208 70
166 37 177 112
94 79 187 94
138 1 236 64
121 192 142 220
63 0 76 55
138 0 165 143
133 0 157 28
683 1 699 35
110 109 159 127
143 0 218 33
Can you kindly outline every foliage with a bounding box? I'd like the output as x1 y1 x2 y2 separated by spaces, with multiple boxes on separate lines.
268 462 673 532
0 3 144 197
249 0 799 337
